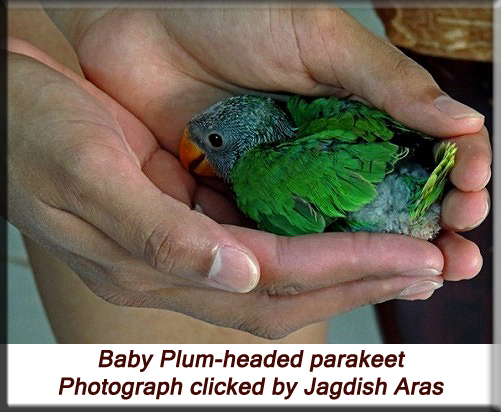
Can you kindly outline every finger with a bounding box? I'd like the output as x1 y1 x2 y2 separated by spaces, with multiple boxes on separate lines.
440 188 490 232
38 204 254 312
58 145 260 293
226 226 444 293
433 230 483 281
446 127 492 191
145 272 443 340
34 201 194 292
130 135 246 225
295 9 485 137
271 274 444 337
142 147 197 205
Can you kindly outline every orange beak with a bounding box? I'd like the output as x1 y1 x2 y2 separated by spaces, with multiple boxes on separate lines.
179 127 217 177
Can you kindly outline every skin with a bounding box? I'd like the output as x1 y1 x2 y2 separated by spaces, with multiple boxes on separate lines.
8 5 490 341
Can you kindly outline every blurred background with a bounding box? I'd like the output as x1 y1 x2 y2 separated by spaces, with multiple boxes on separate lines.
6 2 492 344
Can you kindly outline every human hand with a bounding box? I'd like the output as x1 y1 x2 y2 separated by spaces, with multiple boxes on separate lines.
8 39 442 341
54 6 489 273
13 6 489 339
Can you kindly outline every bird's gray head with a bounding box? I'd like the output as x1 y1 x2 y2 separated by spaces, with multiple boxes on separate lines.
180 95 296 181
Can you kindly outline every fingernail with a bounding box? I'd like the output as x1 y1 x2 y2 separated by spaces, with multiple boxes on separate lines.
484 167 492 186
397 280 443 299
483 196 491 221
473 197 490 228
463 197 491 231
433 95 484 119
208 245 259 292
400 268 442 277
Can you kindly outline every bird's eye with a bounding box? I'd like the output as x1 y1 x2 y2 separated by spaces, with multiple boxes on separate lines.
208 133 223 148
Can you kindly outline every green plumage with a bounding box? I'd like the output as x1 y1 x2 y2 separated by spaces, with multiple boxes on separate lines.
227 96 456 238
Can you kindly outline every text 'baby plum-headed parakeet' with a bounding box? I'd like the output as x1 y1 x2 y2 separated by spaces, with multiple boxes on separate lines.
179 95 456 240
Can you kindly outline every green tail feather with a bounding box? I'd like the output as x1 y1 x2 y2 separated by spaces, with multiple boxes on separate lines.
411 142 457 221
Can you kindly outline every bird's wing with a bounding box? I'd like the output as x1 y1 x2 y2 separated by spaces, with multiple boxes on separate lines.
231 132 408 236
286 95 432 142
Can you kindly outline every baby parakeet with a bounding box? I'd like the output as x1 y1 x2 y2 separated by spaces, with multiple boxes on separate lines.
179 95 456 240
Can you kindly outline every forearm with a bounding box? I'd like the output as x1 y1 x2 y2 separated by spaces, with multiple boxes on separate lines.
8 2 83 75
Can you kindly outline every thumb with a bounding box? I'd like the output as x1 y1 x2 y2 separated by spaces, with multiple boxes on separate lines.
300 8 485 137
138 196 261 293
68 161 260 293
